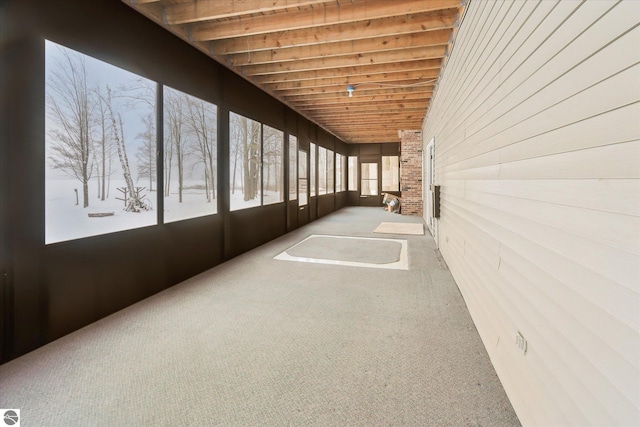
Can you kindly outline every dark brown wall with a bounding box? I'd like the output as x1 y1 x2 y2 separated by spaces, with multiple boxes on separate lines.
348 143 401 207
0 0 355 362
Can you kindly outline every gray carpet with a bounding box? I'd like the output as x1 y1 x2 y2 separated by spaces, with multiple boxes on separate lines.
0 207 520 426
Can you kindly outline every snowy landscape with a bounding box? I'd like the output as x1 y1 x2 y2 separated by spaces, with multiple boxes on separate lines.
45 41 291 244
45 41 219 243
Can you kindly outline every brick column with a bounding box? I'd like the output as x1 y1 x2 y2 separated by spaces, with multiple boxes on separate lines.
400 130 423 216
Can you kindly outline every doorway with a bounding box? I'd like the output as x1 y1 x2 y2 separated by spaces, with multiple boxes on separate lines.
425 138 437 243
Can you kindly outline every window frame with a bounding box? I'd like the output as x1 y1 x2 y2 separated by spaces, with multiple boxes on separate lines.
360 162 379 196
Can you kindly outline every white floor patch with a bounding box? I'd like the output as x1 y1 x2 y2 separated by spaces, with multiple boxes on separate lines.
274 234 409 270
374 222 424 235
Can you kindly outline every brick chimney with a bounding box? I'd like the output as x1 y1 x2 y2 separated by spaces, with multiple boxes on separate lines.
399 130 423 216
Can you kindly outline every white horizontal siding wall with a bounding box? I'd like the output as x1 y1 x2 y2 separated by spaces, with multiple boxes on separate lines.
422 1 640 426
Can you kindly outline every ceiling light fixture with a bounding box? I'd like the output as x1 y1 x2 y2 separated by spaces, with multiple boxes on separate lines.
347 85 355 97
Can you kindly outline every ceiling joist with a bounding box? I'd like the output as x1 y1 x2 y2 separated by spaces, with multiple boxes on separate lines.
208 9 458 54
124 0 463 143
241 45 447 75
226 30 451 67
253 59 442 84
189 0 460 40
164 0 338 25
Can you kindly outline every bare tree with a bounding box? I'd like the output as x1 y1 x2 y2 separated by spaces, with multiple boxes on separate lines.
164 89 188 202
230 113 242 195
93 85 114 201
240 117 261 202
263 126 283 196
46 46 94 208
135 112 156 191
185 96 216 202
105 87 150 212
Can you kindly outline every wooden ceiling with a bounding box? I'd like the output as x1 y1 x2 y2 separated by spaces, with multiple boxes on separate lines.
123 0 463 143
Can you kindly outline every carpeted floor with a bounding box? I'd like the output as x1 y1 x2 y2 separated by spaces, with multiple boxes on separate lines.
0 207 520 426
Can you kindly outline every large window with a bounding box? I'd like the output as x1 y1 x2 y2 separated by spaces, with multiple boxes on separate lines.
45 40 157 244
298 149 308 206
163 86 217 223
229 112 261 211
382 155 400 192
336 153 346 192
229 113 284 210
339 154 347 192
310 143 316 197
348 156 358 191
318 146 327 194
317 147 335 195
327 149 335 194
336 154 343 192
361 163 378 196
262 125 284 205
289 135 297 201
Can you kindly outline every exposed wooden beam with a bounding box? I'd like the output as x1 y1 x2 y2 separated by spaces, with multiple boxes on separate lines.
289 91 432 108
298 118 424 128
191 0 460 40
242 45 446 75
205 9 458 49
293 97 431 111
337 136 404 142
266 69 439 92
322 111 424 120
330 125 420 133
227 30 451 67
306 105 428 117
334 133 403 143
283 85 434 101
165 0 338 25
301 100 429 114
337 129 407 136
274 80 435 98
252 59 442 84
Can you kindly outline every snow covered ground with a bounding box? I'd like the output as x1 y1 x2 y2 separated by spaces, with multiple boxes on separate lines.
164 181 217 223
229 190 282 211
46 178 287 244
46 179 217 244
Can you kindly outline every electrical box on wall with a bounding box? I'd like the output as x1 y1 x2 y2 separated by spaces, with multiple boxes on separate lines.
431 185 440 218
516 331 528 355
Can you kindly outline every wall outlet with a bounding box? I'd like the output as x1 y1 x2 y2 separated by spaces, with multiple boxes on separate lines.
516 331 527 355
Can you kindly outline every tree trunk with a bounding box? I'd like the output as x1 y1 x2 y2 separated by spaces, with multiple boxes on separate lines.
106 88 150 212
